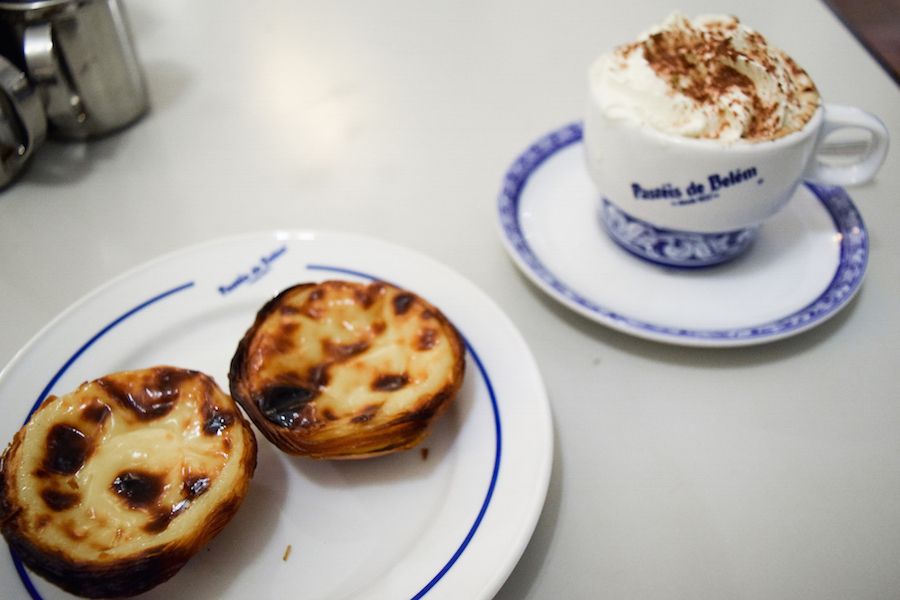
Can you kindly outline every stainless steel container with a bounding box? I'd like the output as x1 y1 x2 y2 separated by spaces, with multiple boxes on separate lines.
0 53 45 187
0 0 149 140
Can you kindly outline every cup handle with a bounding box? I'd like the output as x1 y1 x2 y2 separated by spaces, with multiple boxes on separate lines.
23 22 87 135
0 55 47 188
804 104 889 187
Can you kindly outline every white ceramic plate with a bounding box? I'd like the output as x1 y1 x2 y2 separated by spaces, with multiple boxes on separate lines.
0 231 553 600
498 123 869 347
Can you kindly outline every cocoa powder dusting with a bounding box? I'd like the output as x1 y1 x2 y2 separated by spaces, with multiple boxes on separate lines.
630 15 818 140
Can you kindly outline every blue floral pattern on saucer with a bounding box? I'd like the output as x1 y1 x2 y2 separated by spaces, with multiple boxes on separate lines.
599 199 758 268
497 122 869 346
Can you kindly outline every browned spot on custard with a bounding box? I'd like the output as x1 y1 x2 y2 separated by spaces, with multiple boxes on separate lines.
417 329 438 351
40 488 80 511
307 363 330 388
97 367 192 420
300 289 326 319
62 521 88 541
43 424 92 475
257 385 318 428
223 437 232 451
323 339 369 360
204 411 235 435
279 305 299 316
34 514 51 529
111 470 165 509
393 293 414 315
353 288 370 307
144 510 174 534
304 305 325 319
322 408 338 421
355 282 385 308
80 400 111 424
420 310 435 320
271 327 297 354
183 475 211 499
198 378 236 435
351 405 380 423
371 320 386 335
373 373 409 391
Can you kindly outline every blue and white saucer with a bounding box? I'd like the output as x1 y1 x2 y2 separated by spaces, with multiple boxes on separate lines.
497 123 868 347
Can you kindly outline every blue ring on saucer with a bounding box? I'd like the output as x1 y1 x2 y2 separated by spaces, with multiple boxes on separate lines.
497 122 869 343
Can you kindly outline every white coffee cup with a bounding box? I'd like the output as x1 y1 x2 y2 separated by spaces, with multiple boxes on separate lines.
584 98 889 267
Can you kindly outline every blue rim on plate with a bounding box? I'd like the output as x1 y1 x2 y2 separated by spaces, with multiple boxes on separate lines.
10 264 502 600
497 122 869 345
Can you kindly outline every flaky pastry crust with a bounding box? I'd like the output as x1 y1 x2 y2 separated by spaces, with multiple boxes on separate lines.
229 281 466 459
0 367 257 598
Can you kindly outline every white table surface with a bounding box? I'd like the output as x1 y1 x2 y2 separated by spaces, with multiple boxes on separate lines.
2 1 899 598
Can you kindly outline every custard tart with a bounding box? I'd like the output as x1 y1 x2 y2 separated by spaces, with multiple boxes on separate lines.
0 367 257 598
229 280 466 458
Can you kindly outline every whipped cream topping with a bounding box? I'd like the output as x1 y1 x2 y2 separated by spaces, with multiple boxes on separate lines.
589 13 820 141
